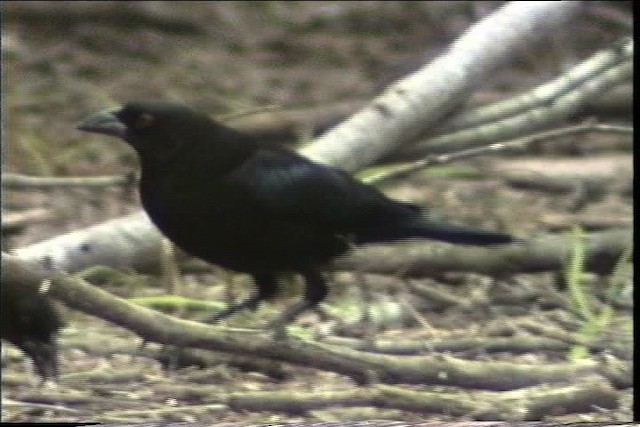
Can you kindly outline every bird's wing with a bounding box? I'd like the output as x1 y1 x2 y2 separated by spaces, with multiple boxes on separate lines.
226 148 421 229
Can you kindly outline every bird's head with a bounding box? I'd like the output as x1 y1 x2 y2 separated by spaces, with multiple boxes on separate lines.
79 100 258 171
78 101 217 159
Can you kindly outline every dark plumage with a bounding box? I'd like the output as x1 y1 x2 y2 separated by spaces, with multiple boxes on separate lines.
78 101 519 333
1 279 64 381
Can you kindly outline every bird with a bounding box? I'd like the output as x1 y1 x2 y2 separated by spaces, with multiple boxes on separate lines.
78 101 519 336
1 279 64 382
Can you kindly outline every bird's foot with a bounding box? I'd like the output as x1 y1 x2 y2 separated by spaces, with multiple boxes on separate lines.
271 323 290 341
203 295 263 324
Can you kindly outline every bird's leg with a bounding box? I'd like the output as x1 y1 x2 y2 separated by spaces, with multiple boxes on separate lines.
204 274 277 323
355 269 377 349
344 234 377 347
267 269 328 340
222 268 236 312
22 340 59 385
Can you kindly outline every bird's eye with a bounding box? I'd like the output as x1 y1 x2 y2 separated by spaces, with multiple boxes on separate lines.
134 113 155 129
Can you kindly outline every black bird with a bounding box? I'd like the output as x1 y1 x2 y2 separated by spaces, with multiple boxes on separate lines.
1 279 64 382
78 101 518 334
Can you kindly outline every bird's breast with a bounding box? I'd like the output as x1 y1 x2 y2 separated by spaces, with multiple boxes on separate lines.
140 187 347 272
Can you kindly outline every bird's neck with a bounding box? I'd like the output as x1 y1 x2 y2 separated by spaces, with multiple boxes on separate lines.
139 126 258 179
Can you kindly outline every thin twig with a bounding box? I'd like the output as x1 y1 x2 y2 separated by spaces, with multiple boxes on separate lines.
366 121 633 184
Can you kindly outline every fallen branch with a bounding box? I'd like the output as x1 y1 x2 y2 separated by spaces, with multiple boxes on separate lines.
223 381 617 420
13 213 631 279
1 173 132 189
2 253 604 391
335 229 631 277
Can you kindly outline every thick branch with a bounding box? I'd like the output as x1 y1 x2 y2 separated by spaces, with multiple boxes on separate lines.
335 229 631 277
302 2 580 171
2 253 603 391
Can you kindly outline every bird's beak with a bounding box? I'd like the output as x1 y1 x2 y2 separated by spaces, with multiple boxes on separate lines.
77 108 126 138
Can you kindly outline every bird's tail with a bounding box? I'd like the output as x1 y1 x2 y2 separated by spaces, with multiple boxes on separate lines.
356 218 520 246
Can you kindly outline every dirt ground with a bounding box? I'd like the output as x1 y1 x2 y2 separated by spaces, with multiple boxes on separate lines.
2 1 633 424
